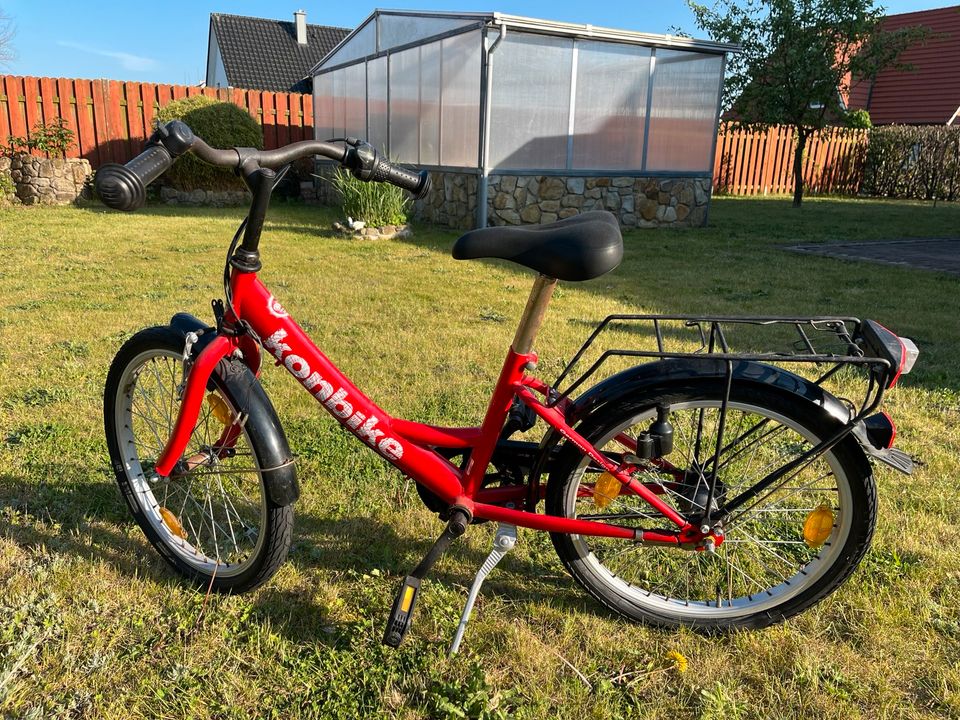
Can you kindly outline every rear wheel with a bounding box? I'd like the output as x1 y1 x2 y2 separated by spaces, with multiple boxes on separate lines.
546 381 875 630
104 326 294 593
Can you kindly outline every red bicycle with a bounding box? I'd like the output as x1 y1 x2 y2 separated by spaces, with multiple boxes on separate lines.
97 121 918 649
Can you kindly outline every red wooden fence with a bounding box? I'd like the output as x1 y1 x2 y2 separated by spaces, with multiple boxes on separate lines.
713 122 869 196
0 75 314 167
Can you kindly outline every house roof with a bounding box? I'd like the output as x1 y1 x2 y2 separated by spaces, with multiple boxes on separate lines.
210 13 350 92
847 5 960 124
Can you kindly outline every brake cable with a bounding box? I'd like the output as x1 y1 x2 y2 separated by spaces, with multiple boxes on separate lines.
221 163 293 342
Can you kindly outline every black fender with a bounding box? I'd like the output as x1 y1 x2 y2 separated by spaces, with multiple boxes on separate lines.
168 312 299 506
529 358 861 491
170 312 217 355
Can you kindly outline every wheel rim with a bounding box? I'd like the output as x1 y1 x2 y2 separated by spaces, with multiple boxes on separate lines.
114 348 267 578
563 400 855 620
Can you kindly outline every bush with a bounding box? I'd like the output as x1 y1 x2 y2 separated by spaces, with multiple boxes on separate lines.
3 118 75 158
843 109 872 130
863 125 960 202
331 167 410 227
155 96 262 191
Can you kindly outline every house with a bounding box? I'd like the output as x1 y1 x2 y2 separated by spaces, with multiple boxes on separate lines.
846 4 960 125
312 10 735 230
206 11 350 93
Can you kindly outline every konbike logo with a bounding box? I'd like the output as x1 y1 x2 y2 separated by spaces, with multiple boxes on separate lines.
263 328 404 461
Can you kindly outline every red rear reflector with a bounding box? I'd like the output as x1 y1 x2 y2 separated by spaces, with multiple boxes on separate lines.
864 412 896 450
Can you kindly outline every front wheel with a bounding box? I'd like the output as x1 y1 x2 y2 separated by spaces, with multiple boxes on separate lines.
546 380 876 630
104 326 294 593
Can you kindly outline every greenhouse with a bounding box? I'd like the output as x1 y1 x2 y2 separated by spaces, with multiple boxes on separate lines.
311 11 735 229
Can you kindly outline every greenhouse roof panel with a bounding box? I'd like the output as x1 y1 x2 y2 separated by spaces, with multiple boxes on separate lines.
315 10 493 71
313 9 736 74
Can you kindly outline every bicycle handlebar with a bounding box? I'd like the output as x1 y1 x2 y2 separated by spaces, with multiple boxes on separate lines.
95 120 431 211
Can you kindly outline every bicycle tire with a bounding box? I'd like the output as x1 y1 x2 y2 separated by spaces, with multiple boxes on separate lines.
104 326 294 593
545 378 876 630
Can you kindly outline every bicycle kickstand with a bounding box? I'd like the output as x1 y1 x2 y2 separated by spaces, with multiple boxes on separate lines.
448 523 517 657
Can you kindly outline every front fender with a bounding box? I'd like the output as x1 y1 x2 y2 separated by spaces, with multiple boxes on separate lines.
156 317 297 505
170 312 261 376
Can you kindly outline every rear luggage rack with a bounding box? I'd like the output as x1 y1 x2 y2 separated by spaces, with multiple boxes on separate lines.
551 314 904 525
552 315 896 419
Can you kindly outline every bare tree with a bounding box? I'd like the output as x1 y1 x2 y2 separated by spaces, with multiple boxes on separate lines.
0 9 15 67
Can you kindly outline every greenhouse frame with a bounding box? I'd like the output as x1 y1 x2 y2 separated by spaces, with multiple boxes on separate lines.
311 10 736 229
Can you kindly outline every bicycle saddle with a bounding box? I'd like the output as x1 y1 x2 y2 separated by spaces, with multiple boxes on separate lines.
452 211 623 281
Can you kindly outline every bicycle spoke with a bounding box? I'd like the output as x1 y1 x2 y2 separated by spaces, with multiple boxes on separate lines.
563 396 852 618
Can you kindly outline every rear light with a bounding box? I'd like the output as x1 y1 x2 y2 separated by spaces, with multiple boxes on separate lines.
899 337 919 375
860 320 920 388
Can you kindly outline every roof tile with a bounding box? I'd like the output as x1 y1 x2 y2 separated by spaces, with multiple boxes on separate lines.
211 13 350 93
848 5 960 124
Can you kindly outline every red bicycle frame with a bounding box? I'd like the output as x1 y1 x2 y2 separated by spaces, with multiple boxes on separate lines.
153 267 704 547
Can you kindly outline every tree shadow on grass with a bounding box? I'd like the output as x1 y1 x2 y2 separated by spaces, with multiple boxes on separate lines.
0 468 613 648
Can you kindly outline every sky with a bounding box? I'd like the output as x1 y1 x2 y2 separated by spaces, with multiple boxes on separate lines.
1 0 955 85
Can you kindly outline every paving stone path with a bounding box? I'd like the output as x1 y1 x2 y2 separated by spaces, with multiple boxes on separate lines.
788 238 960 277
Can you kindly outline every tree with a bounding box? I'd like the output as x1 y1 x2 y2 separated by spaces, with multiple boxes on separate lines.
0 10 14 67
689 0 927 206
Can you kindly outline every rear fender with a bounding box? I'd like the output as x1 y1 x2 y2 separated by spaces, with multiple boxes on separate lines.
528 358 859 490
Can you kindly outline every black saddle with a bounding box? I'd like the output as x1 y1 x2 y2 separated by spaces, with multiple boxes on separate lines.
452 211 623 282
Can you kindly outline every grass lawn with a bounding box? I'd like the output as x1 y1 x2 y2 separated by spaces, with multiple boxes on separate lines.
1 196 959 719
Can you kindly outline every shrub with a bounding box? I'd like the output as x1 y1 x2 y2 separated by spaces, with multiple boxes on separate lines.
155 96 262 191
843 109 872 130
3 118 75 158
863 125 960 202
331 167 410 227
0 170 14 199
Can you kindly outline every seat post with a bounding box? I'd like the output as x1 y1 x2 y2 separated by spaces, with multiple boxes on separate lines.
512 274 558 355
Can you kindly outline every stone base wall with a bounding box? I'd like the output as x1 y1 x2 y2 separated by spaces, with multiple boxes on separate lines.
159 187 251 206
0 154 91 206
311 163 339 205
413 171 478 230
304 163 713 231
488 175 711 228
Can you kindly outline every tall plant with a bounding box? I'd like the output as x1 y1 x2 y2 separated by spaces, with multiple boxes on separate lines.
3 118 75 158
331 168 410 228
689 0 927 206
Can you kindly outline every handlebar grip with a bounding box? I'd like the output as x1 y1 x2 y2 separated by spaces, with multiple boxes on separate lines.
348 143 431 199
373 158 431 199
95 143 173 211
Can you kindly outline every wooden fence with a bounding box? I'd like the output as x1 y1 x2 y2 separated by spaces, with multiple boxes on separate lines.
713 122 869 196
0 75 314 167
1 76 872 198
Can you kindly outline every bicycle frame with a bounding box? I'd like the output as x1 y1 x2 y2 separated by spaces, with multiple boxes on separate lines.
152 268 699 546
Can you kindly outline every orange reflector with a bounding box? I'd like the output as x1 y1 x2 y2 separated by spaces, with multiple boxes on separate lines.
206 393 233 425
803 504 834 548
593 472 621 510
400 585 416 613
159 507 188 540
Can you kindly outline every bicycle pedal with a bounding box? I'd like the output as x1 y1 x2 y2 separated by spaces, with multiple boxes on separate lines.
383 575 421 648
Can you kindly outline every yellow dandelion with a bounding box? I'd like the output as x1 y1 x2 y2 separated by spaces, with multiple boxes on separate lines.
666 650 688 673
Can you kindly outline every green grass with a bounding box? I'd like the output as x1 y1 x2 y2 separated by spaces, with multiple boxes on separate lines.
1 196 959 719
